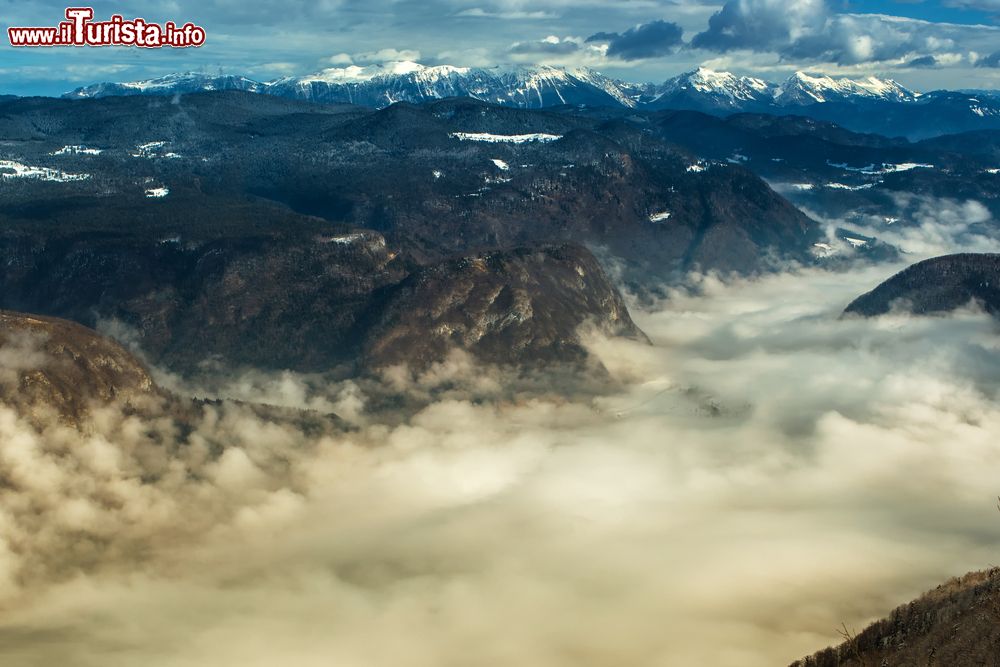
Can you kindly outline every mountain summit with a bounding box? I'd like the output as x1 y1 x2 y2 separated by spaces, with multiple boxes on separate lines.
775 71 918 105
644 67 778 110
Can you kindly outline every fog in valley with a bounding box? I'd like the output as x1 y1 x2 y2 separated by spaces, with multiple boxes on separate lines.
2 200 1000 666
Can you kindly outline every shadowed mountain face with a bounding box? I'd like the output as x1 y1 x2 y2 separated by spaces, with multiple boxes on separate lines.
362 244 646 368
0 216 638 373
844 254 1000 318
621 111 1000 227
793 569 1000 667
0 220 407 374
0 311 157 422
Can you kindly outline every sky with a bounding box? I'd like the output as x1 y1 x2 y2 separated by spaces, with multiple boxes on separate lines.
1 1 1000 96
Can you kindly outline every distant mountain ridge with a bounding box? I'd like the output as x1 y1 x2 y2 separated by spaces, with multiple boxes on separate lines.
62 63 1000 138
64 62 920 110
66 63 637 109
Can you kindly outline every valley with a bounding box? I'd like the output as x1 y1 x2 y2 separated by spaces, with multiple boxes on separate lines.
3 55 1000 667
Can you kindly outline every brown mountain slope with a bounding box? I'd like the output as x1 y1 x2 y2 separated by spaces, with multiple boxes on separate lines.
794 568 1000 667
362 244 647 369
0 310 157 422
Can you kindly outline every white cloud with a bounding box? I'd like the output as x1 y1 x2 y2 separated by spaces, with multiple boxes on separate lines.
351 48 423 65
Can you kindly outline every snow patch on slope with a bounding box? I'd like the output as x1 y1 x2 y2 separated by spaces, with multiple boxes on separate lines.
450 132 562 143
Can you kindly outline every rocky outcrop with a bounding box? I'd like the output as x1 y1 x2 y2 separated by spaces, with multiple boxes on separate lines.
0 310 157 422
362 244 647 369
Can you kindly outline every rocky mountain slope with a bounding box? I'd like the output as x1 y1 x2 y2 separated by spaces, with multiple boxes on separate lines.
362 244 646 368
0 310 157 421
0 203 641 373
844 254 1000 318
794 568 1000 666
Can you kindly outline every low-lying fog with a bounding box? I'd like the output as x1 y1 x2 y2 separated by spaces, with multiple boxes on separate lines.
2 204 1000 666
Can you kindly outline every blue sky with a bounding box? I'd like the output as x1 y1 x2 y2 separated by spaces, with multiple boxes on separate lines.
860 0 997 23
2 0 1000 95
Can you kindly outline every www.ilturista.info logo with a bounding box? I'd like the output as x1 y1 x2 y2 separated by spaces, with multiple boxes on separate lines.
8 8 206 48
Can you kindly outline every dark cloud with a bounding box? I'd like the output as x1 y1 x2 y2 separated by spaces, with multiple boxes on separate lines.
586 20 684 61
690 0 1000 65
977 51 1000 66
905 55 940 67
586 31 618 42
690 0 823 53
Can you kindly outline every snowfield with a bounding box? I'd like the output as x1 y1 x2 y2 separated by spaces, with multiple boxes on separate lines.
319 233 365 244
51 145 103 156
825 182 876 191
827 160 933 175
131 141 168 158
0 160 90 182
450 132 563 144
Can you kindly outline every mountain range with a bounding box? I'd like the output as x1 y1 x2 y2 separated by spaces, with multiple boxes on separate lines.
61 63 920 109
62 63 1000 138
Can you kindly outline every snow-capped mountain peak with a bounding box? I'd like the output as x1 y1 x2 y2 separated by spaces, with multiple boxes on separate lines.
775 71 918 105
682 67 773 97
647 67 777 109
259 63 638 108
64 71 263 99
65 63 937 115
